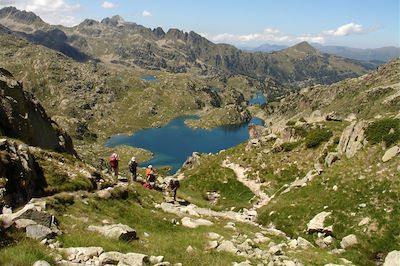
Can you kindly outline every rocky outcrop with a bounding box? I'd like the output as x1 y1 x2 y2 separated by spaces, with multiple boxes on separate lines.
181 217 213 228
0 139 46 208
338 120 368 158
0 68 76 156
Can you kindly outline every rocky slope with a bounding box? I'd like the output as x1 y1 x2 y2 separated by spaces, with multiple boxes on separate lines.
0 7 375 90
0 68 75 155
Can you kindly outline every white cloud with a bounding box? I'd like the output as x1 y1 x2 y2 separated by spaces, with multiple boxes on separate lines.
205 28 290 44
323 22 365 36
0 0 81 26
142 10 152 17
102 1 115 9
296 34 325 44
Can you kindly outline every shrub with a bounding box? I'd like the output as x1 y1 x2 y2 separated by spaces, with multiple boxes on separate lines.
286 120 296 126
305 128 333 148
281 141 302 152
366 118 400 147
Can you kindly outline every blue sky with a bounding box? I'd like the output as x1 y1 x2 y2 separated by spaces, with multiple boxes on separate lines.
1 0 399 48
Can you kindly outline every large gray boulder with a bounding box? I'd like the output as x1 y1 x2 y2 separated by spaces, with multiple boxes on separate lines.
307 211 333 234
87 223 137 241
338 121 368 158
383 250 400 266
340 234 358 249
181 217 213 228
325 152 339 167
217 240 239 254
26 224 55 240
382 146 399 162
32 261 51 266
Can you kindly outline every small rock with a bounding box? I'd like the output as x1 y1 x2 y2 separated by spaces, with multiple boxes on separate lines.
340 234 358 249
150 255 164 264
33 260 51 266
205 240 219 250
186 245 194 253
382 146 399 162
268 244 283 255
358 217 370 226
207 232 222 240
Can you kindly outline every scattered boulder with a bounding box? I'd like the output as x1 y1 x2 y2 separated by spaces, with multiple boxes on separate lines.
326 111 342 121
26 224 55 240
87 223 137 241
345 113 357 122
268 244 283 255
297 236 313 249
205 240 219 250
358 217 371 226
307 211 333 235
149 255 164 264
383 250 400 266
99 251 125 264
207 232 222 240
217 240 239 254
340 234 358 249
338 120 368 158
181 217 213 228
382 146 399 162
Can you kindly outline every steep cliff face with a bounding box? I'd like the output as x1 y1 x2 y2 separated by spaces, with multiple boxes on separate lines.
0 139 46 208
0 68 76 156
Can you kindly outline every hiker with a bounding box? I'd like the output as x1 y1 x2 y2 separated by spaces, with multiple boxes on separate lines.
144 165 156 189
109 153 119 177
128 157 138 182
169 179 180 201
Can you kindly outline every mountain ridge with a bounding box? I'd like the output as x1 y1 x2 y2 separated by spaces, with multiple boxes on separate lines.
0 6 375 89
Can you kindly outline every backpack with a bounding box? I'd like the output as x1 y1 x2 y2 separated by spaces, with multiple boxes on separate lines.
170 180 180 189
109 155 118 167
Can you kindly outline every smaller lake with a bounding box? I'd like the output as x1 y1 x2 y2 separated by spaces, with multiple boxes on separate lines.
249 91 267 106
141 75 158 82
105 116 264 174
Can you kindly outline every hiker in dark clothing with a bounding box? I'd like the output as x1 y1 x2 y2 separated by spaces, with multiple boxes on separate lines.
128 157 138 182
169 179 180 201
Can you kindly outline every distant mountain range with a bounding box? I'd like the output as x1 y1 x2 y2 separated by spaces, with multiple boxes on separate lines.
243 43 400 63
0 6 377 89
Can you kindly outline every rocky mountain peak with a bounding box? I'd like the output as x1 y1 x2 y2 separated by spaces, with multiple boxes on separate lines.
0 6 44 25
152 26 165 38
287 41 319 54
101 15 125 27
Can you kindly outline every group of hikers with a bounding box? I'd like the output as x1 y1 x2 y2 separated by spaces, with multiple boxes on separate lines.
108 153 180 201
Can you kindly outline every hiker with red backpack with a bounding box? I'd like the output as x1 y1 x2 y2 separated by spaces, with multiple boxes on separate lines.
143 165 156 188
109 153 119 177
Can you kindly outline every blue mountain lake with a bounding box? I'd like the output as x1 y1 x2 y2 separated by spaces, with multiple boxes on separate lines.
141 75 158 82
249 91 267 106
105 115 264 174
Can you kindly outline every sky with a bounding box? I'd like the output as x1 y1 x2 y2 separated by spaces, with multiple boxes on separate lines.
0 0 399 48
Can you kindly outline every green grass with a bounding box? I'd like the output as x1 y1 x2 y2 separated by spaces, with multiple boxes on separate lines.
56 184 253 266
366 118 400 147
179 155 254 211
0 239 55 266
257 146 400 265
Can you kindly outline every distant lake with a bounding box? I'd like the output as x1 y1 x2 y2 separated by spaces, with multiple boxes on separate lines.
141 75 158 82
105 115 264 174
249 91 267 106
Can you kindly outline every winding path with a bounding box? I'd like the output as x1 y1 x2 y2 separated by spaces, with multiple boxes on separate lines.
222 159 270 209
